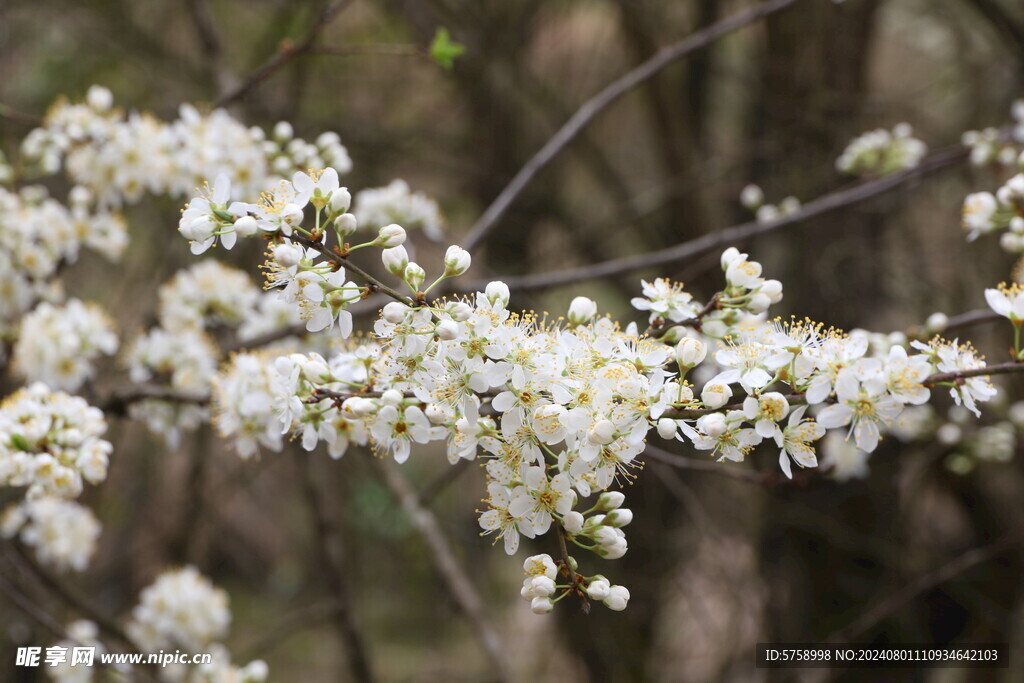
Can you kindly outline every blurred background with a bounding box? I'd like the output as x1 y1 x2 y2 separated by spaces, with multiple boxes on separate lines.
2 0 1024 680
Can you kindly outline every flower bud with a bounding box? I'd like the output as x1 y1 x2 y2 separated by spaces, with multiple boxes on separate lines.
760 279 783 303
329 187 351 215
448 302 473 322
301 357 329 383
740 184 764 210
381 246 409 275
562 511 585 535
720 247 743 269
567 296 597 324
593 527 618 545
603 585 630 611
586 419 616 445
657 418 678 440
435 319 459 340
748 292 772 313
273 243 302 268
481 280 509 307
404 262 425 291
675 338 707 368
936 423 961 445
273 121 293 141
444 245 471 277
596 491 625 511
381 389 404 406
69 185 92 206
586 578 611 601
601 537 628 560
530 597 554 614
1012 216 1024 235
485 281 510 307
382 302 408 324
697 412 727 438
86 85 114 112
375 224 406 248
701 383 732 410
1001 232 1024 253
925 312 948 334
280 203 304 227
234 215 258 238
334 213 358 237
605 508 632 527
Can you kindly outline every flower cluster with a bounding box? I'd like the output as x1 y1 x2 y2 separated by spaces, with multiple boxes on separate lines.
178 168 387 338
46 621 117 682
158 260 261 330
125 567 266 682
738 184 803 224
22 86 350 208
126 566 231 651
1 496 100 572
836 123 927 177
12 299 118 392
212 353 287 459
519 551 629 614
125 261 302 446
962 99 1024 167
353 179 444 241
0 184 126 342
962 173 1024 248
0 383 111 500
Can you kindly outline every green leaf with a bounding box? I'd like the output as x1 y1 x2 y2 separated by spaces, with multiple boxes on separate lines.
429 27 465 71
10 433 30 451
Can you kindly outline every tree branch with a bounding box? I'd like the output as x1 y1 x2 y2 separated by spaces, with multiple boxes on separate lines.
460 144 969 292
460 0 804 254
1 541 139 653
371 457 513 682
826 530 1023 643
214 0 354 108
644 443 777 484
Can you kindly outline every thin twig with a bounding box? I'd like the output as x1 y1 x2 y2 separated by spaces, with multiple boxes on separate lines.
237 599 346 661
100 386 210 416
290 233 414 305
418 458 474 506
371 456 513 682
923 360 1024 385
826 530 1023 642
0 569 158 683
1 542 139 652
460 0 804 254
307 44 424 58
643 444 775 484
942 308 1001 336
0 102 41 126
645 292 721 337
184 0 238 97
460 145 969 292
214 0 354 107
